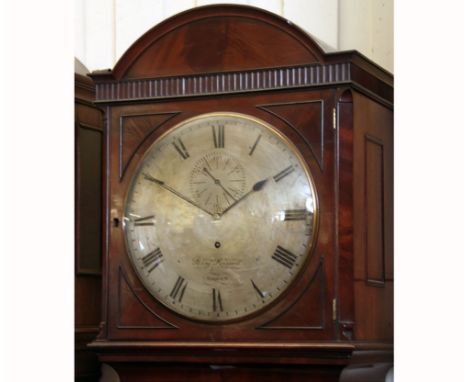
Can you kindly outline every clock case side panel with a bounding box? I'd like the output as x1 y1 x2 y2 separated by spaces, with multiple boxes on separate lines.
102 88 338 343
351 91 394 342
75 72 105 381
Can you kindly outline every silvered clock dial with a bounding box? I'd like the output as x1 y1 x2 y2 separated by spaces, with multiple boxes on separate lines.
123 112 318 322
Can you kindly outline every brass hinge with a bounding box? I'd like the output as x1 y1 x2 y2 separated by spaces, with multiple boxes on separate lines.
332 107 337 130
332 298 337 321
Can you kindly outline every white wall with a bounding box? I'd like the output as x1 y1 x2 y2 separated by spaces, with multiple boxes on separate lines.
75 0 393 73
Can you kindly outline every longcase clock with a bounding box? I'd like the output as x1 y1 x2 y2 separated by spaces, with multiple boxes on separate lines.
88 5 393 381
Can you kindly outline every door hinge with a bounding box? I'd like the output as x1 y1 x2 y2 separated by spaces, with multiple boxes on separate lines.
332 298 337 321
332 107 337 130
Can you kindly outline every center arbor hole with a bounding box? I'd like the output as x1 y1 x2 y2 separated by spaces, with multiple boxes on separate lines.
214 241 221 248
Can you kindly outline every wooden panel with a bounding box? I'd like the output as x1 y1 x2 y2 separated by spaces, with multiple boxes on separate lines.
352 91 393 342
364 135 385 285
112 363 343 382
353 281 393 341
336 89 355 341
117 7 322 79
75 277 102 326
259 99 324 170
118 267 177 329
352 93 393 282
260 258 325 330
77 123 103 274
104 88 337 343
92 341 355 365
75 73 104 382
119 112 180 178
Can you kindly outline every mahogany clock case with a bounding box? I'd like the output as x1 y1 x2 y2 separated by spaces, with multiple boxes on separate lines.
83 4 393 379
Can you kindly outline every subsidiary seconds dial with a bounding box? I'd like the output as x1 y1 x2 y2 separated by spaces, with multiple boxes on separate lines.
190 152 246 215
124 112 318 322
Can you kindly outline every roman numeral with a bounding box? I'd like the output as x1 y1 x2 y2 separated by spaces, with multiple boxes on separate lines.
212 288 223 312
284 209 308 221
133 215 155 226
169 276 187 302
212 125 224 148
272 245 297 269
251 279 264 299
273 165 294 182
248 134 262 156
141 248 164 273
172 138 190 159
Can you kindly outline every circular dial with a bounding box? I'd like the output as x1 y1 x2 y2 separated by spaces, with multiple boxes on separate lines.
124 112 318 322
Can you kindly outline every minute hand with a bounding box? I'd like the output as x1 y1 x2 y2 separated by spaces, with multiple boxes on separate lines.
143 173 214 217
219 178 268 217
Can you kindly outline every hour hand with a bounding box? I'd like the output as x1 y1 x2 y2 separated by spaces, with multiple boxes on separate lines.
143 173 214 217
219 178 268 216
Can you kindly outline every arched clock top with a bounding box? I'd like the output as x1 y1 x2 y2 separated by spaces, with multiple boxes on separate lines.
109 5 326 81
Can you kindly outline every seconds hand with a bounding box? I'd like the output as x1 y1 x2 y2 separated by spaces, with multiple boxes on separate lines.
143 173 214 217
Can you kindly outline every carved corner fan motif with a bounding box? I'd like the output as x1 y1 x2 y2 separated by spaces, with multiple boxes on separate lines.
259 258 325 330
258 100 324 170
119 112 180 178
118 267 177 329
